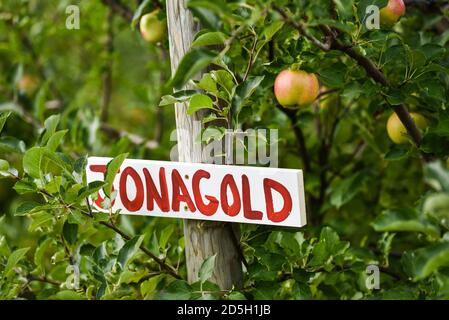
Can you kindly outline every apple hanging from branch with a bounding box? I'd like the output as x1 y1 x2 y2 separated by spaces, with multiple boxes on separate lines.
274 69 319 108
380 0 406 28
139 10 166 43
386 112 427 144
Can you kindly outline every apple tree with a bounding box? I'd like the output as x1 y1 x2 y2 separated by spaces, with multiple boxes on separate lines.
0 0 449 300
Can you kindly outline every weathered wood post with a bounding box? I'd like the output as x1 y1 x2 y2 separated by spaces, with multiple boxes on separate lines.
166 0 243 289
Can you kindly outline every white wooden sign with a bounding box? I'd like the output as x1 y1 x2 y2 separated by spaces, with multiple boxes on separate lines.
86 157 307 227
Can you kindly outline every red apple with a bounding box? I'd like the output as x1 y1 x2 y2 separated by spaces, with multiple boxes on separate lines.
274 69 319 108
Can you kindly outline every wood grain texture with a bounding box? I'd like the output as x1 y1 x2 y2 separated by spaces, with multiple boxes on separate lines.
166 0 243 290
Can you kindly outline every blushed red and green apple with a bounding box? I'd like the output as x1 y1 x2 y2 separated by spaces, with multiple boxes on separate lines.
274 69 319 108
380 0 406 27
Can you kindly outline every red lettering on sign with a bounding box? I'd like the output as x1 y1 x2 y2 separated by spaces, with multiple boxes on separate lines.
242 175 262 220
220 174 241 216
89 164 118 208
143 167 170 212
264 178 292 223
192 170 218 216
171 169 196 212
119 167 144 212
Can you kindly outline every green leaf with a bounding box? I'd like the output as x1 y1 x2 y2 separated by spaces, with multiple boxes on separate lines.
200 126 225 144
192 31 227 47
15 201 41 216
187 93 214 115
149 233 159 257
34 238 52 275
0 112 11 133
187 0 232 19
403 242 449 280
118 269 147 285
169 48 217 89
154 280 193 300
117 235 144 270
227 291 247 300
46 130 68 152
22 146 70 179
13 180 37 194
372 208 440 238
104 153 128 197
141 274 164 298
4 247 29 277
319 63 346 88
262 21 284 41
77 181 105 200
197 73 218 94
308 227 349 268
93 212 109 222
385 89 407 106
41 114 60 146
210 70 235 94
384 146 409 161
334 0 354 20
131 0 151 29
201 113 224 124
49 290 86 300
159 224 175 250
0 159 9 172
0 236 10 257
423 193 449 228
231 76 264 116
63 221 78 245
330 171 366 209
28 211 53 232
159 90 198 106
198 254 216 283
22 146 44 178
424 161 449 192
34 83 48 122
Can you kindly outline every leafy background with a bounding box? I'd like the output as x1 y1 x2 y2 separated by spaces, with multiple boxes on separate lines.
1 0 449 300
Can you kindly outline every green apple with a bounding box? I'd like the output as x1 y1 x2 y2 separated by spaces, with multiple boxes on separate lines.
386 112 427 144
140 10 166 43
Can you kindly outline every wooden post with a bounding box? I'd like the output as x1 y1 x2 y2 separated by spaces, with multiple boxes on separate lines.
166 0 243 290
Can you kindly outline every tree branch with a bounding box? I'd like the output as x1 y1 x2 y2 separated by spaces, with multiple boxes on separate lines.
100 123 159 150
101 0 134 22
273 5 331 51
97 220 180 279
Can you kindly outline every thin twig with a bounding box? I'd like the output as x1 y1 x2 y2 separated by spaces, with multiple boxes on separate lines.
100 123 159 150
242 33 258 82
28 275 61 286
